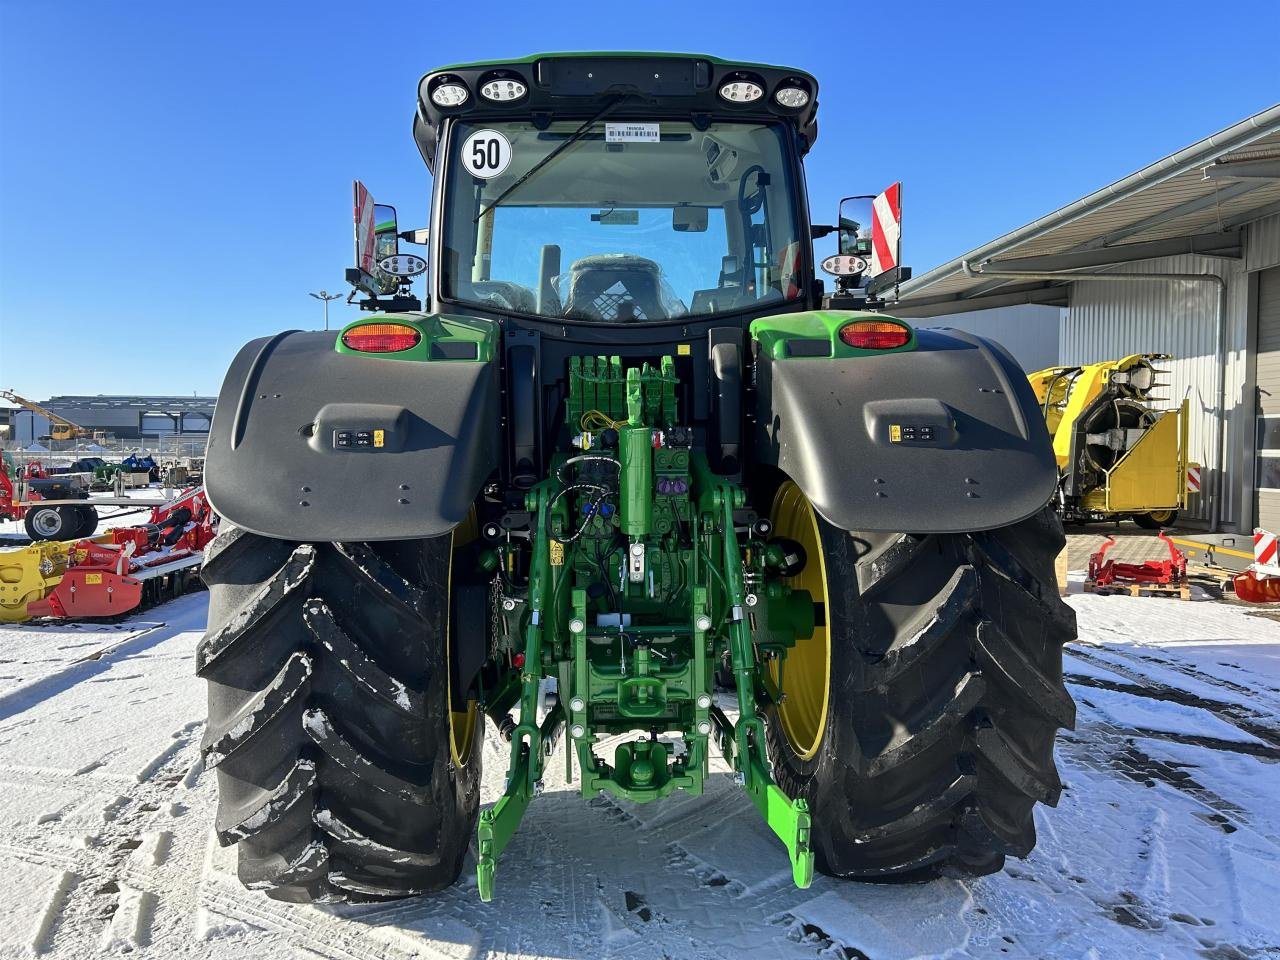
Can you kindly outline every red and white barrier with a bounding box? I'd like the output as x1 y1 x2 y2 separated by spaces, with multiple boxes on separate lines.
1234 527 1280 603
1255 528 1279 573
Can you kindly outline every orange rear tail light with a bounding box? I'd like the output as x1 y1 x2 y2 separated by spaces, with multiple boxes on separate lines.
838 320 911 350
341 323 421 353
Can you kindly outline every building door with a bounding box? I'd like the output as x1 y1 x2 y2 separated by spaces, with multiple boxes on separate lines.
1257 267 1280 531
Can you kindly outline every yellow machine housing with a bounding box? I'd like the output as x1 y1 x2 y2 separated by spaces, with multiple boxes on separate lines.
1028 354 1191 526
0 536 111 622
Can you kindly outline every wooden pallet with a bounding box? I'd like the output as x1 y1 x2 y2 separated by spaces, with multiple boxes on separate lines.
1083 579 1191 600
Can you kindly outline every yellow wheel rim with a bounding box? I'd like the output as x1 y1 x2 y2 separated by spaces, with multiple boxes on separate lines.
447 516 479 768
769 481 830 761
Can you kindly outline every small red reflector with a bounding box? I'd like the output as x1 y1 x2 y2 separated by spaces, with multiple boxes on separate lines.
341 323 421 353
838 320 911 350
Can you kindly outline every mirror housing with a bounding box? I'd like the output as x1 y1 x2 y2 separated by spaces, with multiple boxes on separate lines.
673 206 709 232
822 183 908 308
837 196 875 259
350 181 420 309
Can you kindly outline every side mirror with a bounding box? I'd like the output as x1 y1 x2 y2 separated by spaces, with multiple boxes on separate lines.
836 196 875 260
827 185 909 300
351 181 404 297
673 206 708 233
838 184 902 278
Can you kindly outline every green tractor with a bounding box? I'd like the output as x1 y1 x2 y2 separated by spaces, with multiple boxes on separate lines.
197 53 1076 904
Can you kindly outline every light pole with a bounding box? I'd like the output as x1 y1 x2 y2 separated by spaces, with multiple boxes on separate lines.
309 290 342 330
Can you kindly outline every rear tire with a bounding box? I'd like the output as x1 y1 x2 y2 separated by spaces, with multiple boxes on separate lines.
69 505 98 539
197 526 482 902
765 486 1076 880
1134 509 1177 529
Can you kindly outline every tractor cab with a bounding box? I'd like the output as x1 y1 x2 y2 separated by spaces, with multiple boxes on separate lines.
349 54 904 324
342 54 909 491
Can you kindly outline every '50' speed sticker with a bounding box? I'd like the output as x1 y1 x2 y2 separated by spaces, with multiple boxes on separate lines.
462 129 512 179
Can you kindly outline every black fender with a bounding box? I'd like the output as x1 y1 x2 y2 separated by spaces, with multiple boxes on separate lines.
754 327 1056 533
204 330 500 542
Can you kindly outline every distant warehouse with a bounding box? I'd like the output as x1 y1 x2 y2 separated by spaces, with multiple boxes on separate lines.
9 395 217 445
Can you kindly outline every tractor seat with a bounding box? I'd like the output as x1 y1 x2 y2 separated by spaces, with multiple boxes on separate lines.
471 280 537 314
562 254 668 322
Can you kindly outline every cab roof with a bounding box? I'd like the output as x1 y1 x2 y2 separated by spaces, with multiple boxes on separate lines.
413 52 819 171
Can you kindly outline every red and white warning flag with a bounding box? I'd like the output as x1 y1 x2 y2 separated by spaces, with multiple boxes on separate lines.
1255 528 1279 572
870 182 902 278
1186 465 1201 493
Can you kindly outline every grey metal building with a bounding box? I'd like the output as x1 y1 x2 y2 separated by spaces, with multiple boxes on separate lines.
9 395 216 446
896 104 1280 534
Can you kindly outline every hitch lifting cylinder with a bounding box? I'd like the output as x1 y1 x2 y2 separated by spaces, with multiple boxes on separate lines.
619 426 652 537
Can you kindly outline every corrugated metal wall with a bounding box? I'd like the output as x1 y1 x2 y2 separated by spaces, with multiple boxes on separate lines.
1246 213 1280 273
1061 254 1248 527
921 304 1063 372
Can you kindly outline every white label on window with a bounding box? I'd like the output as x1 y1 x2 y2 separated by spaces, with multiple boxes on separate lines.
461 129 512 179
605 122 660 143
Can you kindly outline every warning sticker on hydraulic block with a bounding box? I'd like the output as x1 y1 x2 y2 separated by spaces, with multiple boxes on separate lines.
606 122 659 143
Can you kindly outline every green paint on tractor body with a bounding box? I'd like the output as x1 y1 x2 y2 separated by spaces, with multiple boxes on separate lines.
426 50 816 81
750 310 918 359
333 312 497 362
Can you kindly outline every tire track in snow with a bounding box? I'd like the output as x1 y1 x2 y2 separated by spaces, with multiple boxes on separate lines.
198 877 480 960
28 869 77 956
1066 646 1280 747
30 719 204 956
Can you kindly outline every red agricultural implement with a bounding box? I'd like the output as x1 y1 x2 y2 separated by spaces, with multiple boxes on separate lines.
1085 532 1190 599
0 486 216 621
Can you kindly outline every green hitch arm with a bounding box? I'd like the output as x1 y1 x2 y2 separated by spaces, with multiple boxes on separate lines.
701 471 814 890
476 744 532 902
476 483 554 902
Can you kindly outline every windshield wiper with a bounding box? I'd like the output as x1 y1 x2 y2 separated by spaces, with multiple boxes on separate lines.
475 94 634 222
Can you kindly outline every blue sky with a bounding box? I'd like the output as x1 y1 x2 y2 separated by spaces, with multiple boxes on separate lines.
1 0 1277 400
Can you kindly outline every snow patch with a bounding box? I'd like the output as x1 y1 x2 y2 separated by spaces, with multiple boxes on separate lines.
99 883 154 952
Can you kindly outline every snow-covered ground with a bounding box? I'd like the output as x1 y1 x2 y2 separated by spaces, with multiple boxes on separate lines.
0 586 1278 959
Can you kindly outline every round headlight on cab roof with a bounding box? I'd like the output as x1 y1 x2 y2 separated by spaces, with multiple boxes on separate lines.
773 84 810 109
718 77 764 104
480 76 527 102
430 80 469 108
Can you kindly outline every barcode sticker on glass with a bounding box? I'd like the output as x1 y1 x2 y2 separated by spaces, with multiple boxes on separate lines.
605 122 660 143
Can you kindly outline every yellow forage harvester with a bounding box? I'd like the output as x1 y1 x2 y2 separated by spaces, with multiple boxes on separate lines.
1029 353 1194 528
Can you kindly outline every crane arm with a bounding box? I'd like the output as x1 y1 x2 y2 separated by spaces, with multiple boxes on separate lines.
0 390 88 432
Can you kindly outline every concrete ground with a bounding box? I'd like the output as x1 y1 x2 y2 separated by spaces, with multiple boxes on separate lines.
1064 523 1182 569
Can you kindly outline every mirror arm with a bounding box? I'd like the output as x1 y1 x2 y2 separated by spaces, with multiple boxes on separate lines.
810 224 837 239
